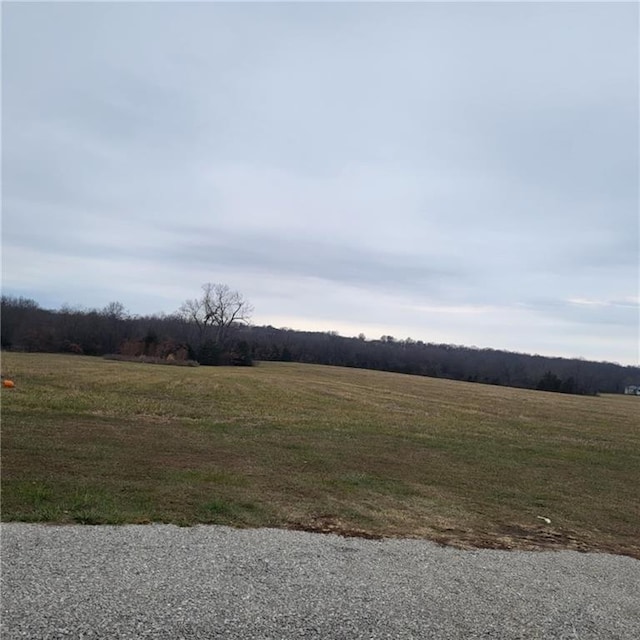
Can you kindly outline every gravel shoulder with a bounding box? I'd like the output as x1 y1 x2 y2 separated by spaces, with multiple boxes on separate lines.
2 523 639 639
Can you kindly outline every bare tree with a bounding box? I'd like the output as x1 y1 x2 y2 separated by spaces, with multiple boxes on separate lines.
179 283 253 346
100 301 130 353
179 296 207 340
102 301 128 320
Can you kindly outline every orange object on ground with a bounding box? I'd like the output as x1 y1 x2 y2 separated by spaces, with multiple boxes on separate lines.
2 379 15 388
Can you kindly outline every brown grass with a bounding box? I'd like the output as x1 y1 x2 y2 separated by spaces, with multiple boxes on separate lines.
1 352 638 558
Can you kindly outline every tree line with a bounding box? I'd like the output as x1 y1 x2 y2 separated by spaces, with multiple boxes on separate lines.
2 289 638 396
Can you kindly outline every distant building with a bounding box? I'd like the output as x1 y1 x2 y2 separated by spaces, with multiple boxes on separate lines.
624 385 640 395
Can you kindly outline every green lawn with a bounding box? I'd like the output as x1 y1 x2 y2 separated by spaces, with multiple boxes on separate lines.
2 352 638 558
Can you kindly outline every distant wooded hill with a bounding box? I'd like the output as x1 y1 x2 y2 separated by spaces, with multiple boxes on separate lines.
2 295 638 396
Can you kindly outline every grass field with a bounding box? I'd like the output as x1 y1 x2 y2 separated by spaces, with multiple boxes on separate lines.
2 352 639 558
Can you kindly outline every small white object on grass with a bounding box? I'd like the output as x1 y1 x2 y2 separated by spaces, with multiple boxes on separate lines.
537 516 551 524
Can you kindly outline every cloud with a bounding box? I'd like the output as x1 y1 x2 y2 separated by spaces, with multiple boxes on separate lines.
2 1 638 364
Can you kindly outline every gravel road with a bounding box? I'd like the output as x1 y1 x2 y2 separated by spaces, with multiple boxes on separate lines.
2 523 638 639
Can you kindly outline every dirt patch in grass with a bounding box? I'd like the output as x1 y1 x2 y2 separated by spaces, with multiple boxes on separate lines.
286 514 384 540
428 523 615 555
281 519 638 559
2 353 639 559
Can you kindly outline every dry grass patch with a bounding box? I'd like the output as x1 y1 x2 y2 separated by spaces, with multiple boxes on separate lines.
1 353 638 558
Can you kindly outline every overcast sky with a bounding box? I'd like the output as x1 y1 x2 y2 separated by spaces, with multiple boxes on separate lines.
2 2 638 365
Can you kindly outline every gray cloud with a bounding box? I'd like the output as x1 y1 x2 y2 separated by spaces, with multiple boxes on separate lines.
163 227 468 293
